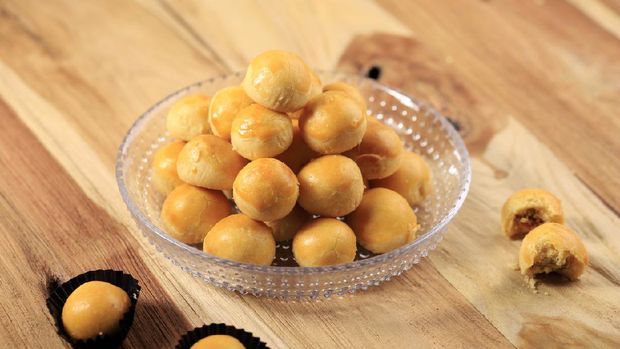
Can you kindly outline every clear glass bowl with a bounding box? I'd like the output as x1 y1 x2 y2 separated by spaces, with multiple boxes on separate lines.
116 71 471 300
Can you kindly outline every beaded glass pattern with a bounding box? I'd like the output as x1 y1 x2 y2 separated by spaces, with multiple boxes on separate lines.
116 72 471 300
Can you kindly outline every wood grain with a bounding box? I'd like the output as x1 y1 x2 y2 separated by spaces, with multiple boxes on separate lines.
377 0 620 212
337 33 620 347
0 99 191 348
149 0 411 70
0 1 511 348
0 0 619 348
0 95 513 348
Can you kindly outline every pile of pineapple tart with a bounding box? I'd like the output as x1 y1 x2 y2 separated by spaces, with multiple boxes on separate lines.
151 50 432 267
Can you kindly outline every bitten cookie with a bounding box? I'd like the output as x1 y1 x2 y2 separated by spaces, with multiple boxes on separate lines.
519 223 588 281
501 188 564 239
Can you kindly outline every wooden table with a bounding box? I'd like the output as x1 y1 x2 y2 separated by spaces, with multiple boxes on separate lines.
1 1 619 348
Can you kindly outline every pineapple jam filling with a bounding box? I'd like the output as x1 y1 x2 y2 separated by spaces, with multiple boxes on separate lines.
529 244 570 276
513 208 545 238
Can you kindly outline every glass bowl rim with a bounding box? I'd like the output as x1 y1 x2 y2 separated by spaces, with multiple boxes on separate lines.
115 71 472 275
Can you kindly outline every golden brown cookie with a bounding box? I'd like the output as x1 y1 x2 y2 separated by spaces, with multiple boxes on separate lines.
203 214 275 265
299 91 367 154
345 118 403 180
266 205 312 242
190 335 246 349
323 82 366 111
348 188 419 254
176 135 247 190
208 86 254 141
519 223 588 281
242 50 314 112
151 141 186 195
297 155 364 217
166 94 211 141
230 104 293 160
293 218 357 267
501 188 564 239
371 151 432 206
233 158 299 221
275 119 317 174
61 281 130 340
161 184 231 244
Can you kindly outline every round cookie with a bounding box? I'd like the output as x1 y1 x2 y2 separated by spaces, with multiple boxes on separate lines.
345 118 403 180
287 69 322 119
297 155 364 217
231 104 293 160
292 218 357 267
242 50 314 112
266 205 312 242
299 91 367 154
177 134 247 190
191 335 246 349
161 184 231 244
203 214 275 265
151 141 186 195
233 158 299 221
166 94 211 141
519 223 588 281
371 151 432 206
323 82 366 111
501 188 564 239
61 281 130 341
208 86 254 141
348 188 419 254
275 119 317 174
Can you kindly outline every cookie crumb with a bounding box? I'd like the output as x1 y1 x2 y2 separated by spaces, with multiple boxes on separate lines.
524 276 539 291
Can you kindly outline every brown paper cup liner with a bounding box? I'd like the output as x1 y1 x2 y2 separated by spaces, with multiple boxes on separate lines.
46 269 141 349
176 323 269 349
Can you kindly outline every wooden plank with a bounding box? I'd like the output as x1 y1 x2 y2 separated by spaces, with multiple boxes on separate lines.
337 33 620 347
0 95 514 348
1 0 618 347
568 0 620 40
0 0 226 166
0 99 192 348
376 0 620 212
0 1 514 348
144 0 412 70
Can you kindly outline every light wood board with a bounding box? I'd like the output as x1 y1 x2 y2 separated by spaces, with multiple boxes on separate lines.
0 1 618 348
